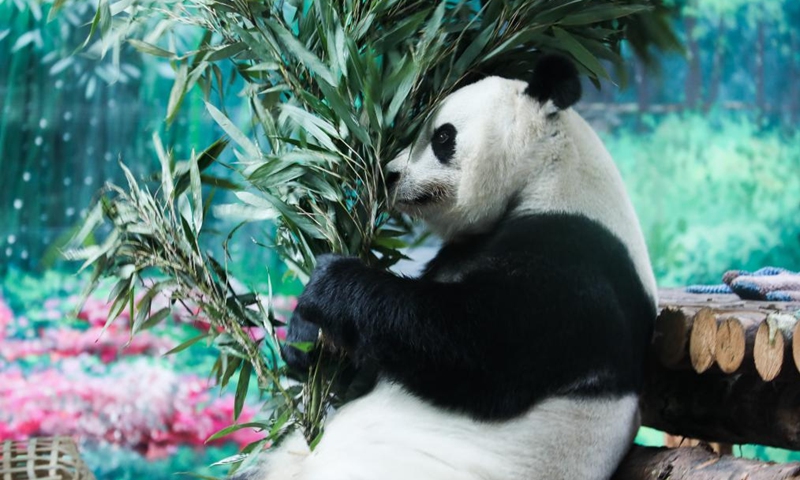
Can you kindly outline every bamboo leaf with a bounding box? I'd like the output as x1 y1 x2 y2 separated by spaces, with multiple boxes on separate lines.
205 102 261 159
128 39 176 59
189 150 204 233
552 27 610 80
234 361 252 421
206 42 249 62
167 62 189 125
164 333 209 356
266 19 336 86
154 133 173 201
48 0 69 22
206 422 268 443
140 307 171 331
175 138 229 196
560 5 651 26
279 105 339 151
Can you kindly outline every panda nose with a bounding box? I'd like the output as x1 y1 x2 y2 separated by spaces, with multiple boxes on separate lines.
385 171 401 190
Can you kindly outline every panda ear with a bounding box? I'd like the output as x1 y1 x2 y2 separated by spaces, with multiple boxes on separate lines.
525 54 582 111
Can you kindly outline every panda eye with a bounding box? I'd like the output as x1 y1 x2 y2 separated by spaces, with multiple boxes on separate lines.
431 123 457 164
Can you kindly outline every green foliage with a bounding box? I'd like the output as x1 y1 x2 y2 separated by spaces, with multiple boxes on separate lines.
605 112 800 286
63 0 680 469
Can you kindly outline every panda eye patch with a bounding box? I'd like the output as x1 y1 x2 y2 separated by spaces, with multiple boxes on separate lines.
431 123 457 164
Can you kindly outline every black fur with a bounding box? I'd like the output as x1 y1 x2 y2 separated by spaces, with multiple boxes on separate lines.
281 311 319 373
525 54 582 110
431 123 457 164
290 213 654 421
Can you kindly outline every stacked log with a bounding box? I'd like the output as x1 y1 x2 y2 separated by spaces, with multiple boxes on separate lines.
652 289 800 380
614 289 800 479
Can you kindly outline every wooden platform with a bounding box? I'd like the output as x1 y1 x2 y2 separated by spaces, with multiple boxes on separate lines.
655 288 800 379
640 289 800 451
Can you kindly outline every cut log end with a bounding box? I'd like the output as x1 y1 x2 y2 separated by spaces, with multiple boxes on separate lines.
755 322 785 381
689 308 717 373
793 322 800 375
654 307 691 367
715 317 746 373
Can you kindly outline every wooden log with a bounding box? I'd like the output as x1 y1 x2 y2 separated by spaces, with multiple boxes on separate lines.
714 314 763 374
613 445 800 480
663 435 731 455
715 317 746 373
754 313 796 381
640 360 800 450
689 308 717 373
755 321 785 381
794 321 800 375
653 307 693 368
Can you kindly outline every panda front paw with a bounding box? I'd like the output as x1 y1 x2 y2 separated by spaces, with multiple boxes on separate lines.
295 253 361 350
281 310 320 374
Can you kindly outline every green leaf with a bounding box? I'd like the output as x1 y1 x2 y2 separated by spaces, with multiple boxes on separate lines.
163 333 209 356
174 138 229 196
174 474 220 480
260 191 326 240
552 27 610 80
560 5 651 26
279 104 339 151
482 25 548 62
153 133 173 202
128 39 176 59
206 422 268 443
268 408 292 438
167 62 189 125
206 42 249 62
452 24 495 78
140 307 171 331
315 79 371 147
234 361 252 421
384 60 417 127
246 62 280 72
205 102 261 159
266 19 336 86
48 0 69 22
189 150 204 233
286 341 314 353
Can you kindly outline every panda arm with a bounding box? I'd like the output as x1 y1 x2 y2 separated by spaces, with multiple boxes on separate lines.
294 254 525 373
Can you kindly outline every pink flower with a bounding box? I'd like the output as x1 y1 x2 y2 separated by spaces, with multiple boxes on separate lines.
1 327 173 363
0 361 260 456
0 296 13 339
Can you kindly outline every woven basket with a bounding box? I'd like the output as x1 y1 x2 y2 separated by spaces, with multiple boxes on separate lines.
0 438 95 480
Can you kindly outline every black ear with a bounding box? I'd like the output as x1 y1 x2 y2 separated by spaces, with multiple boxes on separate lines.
525 54 582 110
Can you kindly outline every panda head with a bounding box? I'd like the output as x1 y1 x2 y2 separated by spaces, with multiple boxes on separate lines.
385 54 582 239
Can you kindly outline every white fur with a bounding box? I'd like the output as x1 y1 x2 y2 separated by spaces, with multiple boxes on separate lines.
257 382 639 480
386 76 657 303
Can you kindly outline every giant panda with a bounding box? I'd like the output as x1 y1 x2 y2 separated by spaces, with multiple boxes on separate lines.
242 54 658 480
